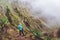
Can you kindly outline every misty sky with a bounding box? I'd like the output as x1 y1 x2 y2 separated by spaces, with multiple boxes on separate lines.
20 0 60 28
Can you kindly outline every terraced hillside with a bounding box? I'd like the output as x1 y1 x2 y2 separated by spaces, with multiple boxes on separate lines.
0 0 60 40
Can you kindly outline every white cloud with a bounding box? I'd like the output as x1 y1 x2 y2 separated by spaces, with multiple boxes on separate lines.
20 0 60 28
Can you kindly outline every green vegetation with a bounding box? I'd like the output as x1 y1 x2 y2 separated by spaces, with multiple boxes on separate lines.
1 17 8 24
0 0 60 40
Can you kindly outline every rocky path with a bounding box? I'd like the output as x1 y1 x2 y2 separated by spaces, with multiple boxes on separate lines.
7 28 34 40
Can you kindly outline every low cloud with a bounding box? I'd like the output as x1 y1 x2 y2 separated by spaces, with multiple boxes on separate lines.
20 0 60 28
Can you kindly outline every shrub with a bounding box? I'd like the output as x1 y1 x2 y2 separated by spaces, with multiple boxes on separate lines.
1 17 8 25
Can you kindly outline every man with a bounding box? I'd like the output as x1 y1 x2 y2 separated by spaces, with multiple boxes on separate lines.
18 23 24 36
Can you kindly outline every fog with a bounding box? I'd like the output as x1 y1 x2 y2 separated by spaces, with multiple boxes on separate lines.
20 0 60 28
1 0 60 28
